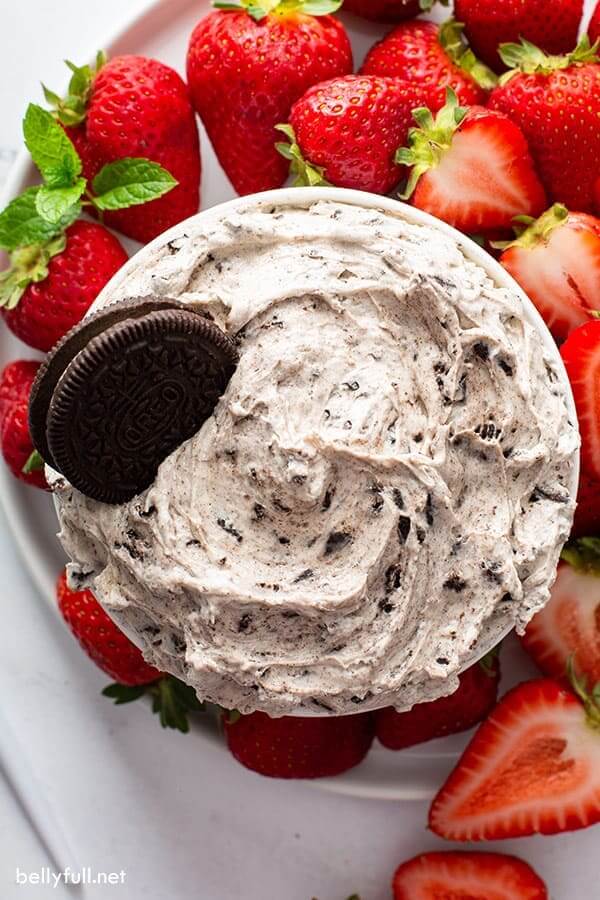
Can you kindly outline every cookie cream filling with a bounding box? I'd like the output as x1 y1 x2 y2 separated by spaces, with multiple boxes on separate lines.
52 197 579 715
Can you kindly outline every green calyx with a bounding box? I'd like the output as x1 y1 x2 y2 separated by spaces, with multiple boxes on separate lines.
419 0 448 11
213 0 341 21
22 450 45 475
499 35 600 83
0 103 177 308
0 233 66 309
568 659 600 732
275 124 331 187
396 88 468 199
102 674 205 733
496 203 569 252
42 50 106 127
561 536 600 575
479 643 501 678
439 19 498 91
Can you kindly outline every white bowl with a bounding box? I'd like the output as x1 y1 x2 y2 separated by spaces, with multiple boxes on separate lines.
57 186 581 715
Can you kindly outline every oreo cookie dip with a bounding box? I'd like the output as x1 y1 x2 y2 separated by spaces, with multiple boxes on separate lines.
51 197 579 715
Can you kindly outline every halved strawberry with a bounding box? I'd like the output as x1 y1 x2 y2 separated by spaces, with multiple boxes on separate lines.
561 320 600 480
521 540 600 688
392 851 548 900
500 205 600 342
396 89 547 233
375 653 500 750
429 678 600 840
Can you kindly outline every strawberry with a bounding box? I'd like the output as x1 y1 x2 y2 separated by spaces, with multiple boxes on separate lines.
56 571 203 731
276 75 428 194
429 677 600 839
521 540 600 688
186 1 352 196
223 709 374 778
1 219 127 352
375 654 501 751
396 89 547 233
0 103 178 350
343 0 444 23
572 474 600 538
560 320 600 480
46 54 200 243
489 38 600 213
392 851 548 900
360 19 497 110
499 205 600 342
591 2 600 44
0 360 47 489
454 0 584 73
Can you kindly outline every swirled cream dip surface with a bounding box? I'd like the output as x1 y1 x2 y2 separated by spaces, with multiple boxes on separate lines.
52 197 579 715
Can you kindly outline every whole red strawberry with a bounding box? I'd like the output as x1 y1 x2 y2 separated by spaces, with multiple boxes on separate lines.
500 205 600 342
396 90 546 233
49 54 201 243
57 570 160 686
56 571 204 730
521 541 600 689
186 1 352 196
276 75 428 194
0 360 47 489
360 19 497 110
561 320 600 480
455 0 583 73
224 709 374 778
489 38 600 213
344 0 443 23
1 219 127 352
375 655 500 750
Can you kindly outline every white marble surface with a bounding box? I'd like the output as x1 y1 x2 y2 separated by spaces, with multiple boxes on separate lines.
1 2 599 898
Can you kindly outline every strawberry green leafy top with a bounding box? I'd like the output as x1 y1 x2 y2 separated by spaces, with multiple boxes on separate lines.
0 102 177 309
499 34 600 82
438 19 498 91
213 0 342 21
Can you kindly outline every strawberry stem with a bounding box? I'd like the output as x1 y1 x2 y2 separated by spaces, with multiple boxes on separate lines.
396 88 468 199
102 674 205 732
561 537 600 574
22 449 45 474
275 123 331 187
213 0 341 20
499 35 600 82
439 19 498 90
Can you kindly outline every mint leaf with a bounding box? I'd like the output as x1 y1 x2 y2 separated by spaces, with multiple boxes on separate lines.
22 103 81 187
91 158 177 211
22 450 45 474
35 180 85 225
0 187 77 251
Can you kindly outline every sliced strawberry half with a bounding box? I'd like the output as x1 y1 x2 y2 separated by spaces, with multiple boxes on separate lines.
429 678 600 840
500 205 600 341
396 89 547 233
561 320 600 480
521 540 600 688
392 851 548 900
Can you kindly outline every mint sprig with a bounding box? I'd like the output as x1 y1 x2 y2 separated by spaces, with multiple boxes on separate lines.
0 97 178 309
102 674 205 733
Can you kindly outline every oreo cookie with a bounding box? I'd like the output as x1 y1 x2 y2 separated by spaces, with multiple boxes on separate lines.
30 298 237 504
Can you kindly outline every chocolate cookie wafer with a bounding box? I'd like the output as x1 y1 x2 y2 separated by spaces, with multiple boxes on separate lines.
29 298 237 503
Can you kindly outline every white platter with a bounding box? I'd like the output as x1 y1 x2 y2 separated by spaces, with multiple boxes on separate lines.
0 0 576 799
